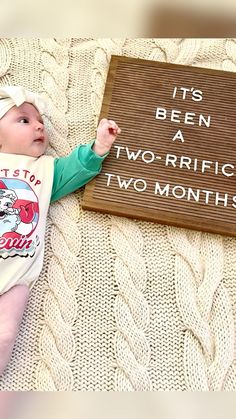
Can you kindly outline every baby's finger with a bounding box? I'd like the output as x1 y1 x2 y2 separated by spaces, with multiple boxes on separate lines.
112 124 121 135
108 126 121 136
108 120 119 130
98 118 109 127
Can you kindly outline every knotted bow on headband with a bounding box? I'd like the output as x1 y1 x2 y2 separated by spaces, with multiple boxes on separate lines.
0 86 47 119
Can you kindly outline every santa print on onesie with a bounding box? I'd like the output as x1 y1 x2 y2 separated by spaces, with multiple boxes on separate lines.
0 178 40 258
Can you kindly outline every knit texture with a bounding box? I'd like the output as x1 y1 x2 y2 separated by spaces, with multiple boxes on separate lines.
0 38 236 391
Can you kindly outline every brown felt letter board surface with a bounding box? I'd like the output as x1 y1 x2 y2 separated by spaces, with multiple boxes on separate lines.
82 55 236 236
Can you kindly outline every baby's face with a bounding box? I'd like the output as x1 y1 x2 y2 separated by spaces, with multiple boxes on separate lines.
0 102 49 157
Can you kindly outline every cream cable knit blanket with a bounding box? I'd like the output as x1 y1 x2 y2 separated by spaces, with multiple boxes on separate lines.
0 38 236 391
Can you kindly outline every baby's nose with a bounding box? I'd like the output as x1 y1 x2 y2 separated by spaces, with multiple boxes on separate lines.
35 121 44 130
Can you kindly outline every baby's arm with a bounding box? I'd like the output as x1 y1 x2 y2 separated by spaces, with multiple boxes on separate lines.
51 118 121 203
92 118 121 156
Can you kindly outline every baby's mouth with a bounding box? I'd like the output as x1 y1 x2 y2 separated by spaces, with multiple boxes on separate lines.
34 137 44 143
0 211 6 219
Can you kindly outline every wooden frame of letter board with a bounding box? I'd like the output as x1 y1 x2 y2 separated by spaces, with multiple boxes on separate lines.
82 55 236 237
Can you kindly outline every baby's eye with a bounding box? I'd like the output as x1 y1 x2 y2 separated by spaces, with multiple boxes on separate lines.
18 118 29 123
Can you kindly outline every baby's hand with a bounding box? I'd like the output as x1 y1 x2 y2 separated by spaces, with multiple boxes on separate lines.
93 118 121 156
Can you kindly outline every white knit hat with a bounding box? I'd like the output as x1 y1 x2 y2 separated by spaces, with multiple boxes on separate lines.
0 86 47 119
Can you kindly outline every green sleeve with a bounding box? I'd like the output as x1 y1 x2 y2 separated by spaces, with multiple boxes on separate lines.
50 140 108 203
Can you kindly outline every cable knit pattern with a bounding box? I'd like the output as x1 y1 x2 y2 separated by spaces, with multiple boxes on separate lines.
163 38 236 391
35 38 80 391
90 39 151 390
150 39 180 63
0 39 11 81
111 217 151 391
40 39 71 157
174 38 202 65
223 38 236 72
167 227 235 390
0 39 236 391
91 38 125 126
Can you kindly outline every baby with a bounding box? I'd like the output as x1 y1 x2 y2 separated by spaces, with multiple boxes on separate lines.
0 86 121 375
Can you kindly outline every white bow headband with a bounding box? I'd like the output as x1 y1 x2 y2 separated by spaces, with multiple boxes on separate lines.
0 86 46 119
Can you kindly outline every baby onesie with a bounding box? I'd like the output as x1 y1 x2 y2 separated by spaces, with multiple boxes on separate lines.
0 141 107 294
